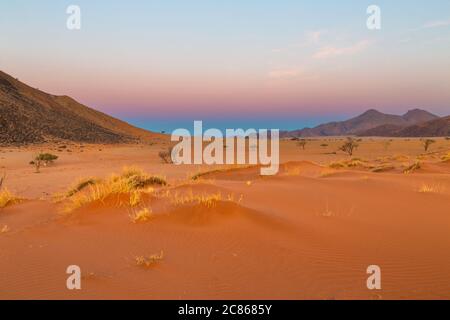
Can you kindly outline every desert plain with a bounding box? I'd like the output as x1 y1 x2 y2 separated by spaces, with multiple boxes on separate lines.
1 137 450 299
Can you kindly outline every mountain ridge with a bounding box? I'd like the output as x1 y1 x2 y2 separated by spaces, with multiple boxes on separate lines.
0 71 162 146
282 108 441 138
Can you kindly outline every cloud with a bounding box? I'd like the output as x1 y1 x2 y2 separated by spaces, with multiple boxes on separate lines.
423 19 450 29
271 30 327 53
268 67 303 80
313 40 371 59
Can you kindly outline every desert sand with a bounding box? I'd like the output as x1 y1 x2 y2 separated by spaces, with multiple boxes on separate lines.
1 137 450 300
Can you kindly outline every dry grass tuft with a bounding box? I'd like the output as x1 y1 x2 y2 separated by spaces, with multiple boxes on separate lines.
372 165 395 173
129 191 142 207
403 161 421 174
135 251 164 268
130 207 153 223
63 167 165 212
63 177 98 199
0 189 22 209
418 183 445 194
329 158 372 170
171 191 223 208
157 189 243 209
442 152 450 162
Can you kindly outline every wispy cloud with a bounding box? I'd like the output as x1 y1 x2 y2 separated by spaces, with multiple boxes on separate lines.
313 40 371 59
271 30 327 53
423 19 450 29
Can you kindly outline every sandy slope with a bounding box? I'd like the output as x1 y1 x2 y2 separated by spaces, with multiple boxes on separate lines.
1 138 450 299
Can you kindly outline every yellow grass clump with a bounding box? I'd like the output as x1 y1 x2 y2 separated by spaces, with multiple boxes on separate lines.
129 191 142 207
329 158 371 170
158 190 243 209
442 152 450 162
0 189 22 209
63 167 166 212
171 191 223 208
418 183 445 194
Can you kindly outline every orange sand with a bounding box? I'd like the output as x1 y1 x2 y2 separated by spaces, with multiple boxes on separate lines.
1 137 450 299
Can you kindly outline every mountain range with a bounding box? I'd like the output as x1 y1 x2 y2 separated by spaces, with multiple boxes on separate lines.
0 71 161 145
282 109 449 138
1 70 449 146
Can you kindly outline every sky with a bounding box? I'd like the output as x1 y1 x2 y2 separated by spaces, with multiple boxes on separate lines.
1 0 450 131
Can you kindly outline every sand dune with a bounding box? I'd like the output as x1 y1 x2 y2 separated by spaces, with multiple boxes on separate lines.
1 138 450 299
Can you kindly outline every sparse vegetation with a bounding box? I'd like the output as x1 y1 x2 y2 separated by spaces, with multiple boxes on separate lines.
422 139 435 152
328 158 371 170
339 138 358 156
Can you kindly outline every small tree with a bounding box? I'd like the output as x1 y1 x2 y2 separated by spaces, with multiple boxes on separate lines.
423 139 435 152
339 137 358 156
30 153 58 173
298 140 307 150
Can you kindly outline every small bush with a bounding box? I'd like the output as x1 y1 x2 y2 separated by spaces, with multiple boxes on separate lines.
339 138 358 156
30 153 59 173
158 147 173 164
297 140 307 150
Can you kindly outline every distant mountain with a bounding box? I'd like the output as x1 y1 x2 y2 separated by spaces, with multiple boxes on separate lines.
0 71 162 145
359 116 450 137
281 109 439 138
